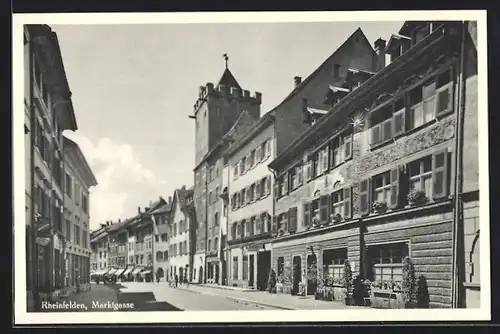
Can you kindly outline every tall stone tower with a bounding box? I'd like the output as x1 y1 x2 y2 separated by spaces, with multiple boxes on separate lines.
190 59 262 281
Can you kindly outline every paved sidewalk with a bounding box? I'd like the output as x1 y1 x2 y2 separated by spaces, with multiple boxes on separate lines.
174 284 364 310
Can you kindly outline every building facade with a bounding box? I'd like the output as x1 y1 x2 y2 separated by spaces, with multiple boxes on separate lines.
151 198 173 282
24 24 79 310
168 187 196 283
90 223 109 272
190 66 262 284
62 136 97 293
268 21 478 308
223 27 379 290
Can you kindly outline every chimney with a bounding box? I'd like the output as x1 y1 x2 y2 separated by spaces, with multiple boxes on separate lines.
168 196 172 204
294 76 302 87
374 38 387 71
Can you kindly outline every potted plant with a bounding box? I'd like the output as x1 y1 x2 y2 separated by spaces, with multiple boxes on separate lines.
402 257 417 308
372 201 388 214
342 261 353 305
331 213 343 223
407 189 428 206
312 215 321 228
267 269 277 294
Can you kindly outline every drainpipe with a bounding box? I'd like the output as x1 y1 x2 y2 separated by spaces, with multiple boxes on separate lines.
29 29 40 311
451 20 467 309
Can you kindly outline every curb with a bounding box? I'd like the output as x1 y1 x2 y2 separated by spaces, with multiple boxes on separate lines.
199 284 256 292
224 296 295 310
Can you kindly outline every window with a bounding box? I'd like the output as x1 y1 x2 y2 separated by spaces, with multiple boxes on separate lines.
278 212 288 232
288 207 298 232
266 177 271 196
240 157 246 174
82 194 88 214
215 186 220 201
330 190 344 217
249 184 255 202
74 225 80 246
303 203 311 227
65 173 72 197
249 150 255 168
254 182 261 200
259 178 266 198
277 257 285 276
266 140 272 158
432 150 449 199
233 164 239 179
370 104 393 146
372 171 392 204
74 184 80 205
246 153 252 170
323 248 347 281
367 243 409 283
255 146 262 163
240 188 246 206
278 173 288 197
65 220 71 241
214 212 219 226
409 156 433 198
318 146 329 174
319 195 329 224
232 223 237 240
232 256 239 279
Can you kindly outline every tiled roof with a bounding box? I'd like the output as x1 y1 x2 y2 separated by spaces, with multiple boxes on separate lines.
217 68 241 90
151 202 172 214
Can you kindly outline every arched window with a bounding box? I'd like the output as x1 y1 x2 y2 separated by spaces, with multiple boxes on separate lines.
470 232 480 283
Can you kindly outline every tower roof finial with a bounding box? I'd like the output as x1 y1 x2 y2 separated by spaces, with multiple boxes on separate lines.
223 53 228 69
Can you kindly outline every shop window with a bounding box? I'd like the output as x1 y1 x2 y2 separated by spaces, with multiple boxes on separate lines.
323 248 347 282
367 242 409 283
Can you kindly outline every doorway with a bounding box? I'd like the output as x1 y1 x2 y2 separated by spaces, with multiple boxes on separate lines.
307 254 317 295
292 256 302 294
257 250 271 291
198 266 203 283
249 255 255 288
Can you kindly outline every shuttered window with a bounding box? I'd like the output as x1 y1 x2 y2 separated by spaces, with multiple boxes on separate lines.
303 203 311 227
319 195 329 224
390 168 401 209
432 150 449 199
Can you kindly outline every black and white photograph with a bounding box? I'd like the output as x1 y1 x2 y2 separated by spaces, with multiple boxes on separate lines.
13 10 490 324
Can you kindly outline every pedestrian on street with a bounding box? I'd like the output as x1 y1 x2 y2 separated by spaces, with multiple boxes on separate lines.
156 274 160 284
175 274 179 287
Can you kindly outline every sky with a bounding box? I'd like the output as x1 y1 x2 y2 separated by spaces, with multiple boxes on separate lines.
52 21 404 231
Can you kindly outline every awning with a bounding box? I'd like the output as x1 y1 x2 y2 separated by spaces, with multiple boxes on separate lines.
122 267 133 276
107 269 117 275
114 268 126 276
132 267 143 275
140 270 152 276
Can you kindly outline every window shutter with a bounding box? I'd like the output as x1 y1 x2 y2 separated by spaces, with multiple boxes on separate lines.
322 148 329 171
359 179 370 216
256 146 262 162
317 150 323 174
383 119 393 141
371 124 382 146
303 203 310 226
283 174 289 194
267 141 272 157
393 110 405 136
267 177 272 195
436 85 453 116
246 221 250 234
344 134 353 161
247 187 252 204
343 187 352 219
255 182 261 199
255 216 261 234
246 153 252 170
297 165 303 185
288 207 298 232
274 181 280 198
432 150 449 199
305 161 312 180
319 195 329 224
390 167 400 209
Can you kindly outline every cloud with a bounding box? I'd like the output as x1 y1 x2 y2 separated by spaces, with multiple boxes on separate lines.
64 132 161 229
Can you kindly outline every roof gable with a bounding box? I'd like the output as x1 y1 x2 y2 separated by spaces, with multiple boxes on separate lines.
223 110 259 143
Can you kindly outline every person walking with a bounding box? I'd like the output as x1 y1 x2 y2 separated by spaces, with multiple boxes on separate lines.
175 274 179 288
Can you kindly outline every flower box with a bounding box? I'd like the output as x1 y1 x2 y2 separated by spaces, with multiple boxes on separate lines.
372 201 388 214
330 213 343 223
369 289 405 309
407 189 429 206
